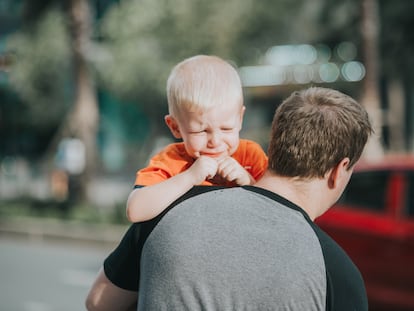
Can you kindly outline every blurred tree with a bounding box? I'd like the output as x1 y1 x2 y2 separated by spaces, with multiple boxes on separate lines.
380 0 414 152
360 0 384 159
7 0 98 201
64 0 99 200
6 4 72 155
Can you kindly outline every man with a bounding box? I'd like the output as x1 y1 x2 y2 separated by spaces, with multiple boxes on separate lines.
86 87 372 311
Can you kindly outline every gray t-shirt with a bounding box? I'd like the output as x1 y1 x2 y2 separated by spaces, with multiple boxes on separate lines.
104 186 368 311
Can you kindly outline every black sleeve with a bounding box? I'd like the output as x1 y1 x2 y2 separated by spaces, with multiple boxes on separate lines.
312 225 368 311
103 224 142 291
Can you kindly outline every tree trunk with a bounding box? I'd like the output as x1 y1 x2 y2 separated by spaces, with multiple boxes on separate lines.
387 79 405 152
360 0 384 160
66 0 99 201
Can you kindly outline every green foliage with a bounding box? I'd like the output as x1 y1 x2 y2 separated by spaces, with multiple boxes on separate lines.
6 8 71 128
94 0 251 101
0 198 129 225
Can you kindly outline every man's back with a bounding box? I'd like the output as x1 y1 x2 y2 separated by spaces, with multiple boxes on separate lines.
138 187 327 310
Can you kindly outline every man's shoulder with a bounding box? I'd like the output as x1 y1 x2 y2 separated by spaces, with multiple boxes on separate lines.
168 186 226 209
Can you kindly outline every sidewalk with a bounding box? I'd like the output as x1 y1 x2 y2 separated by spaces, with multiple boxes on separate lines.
0 176 132 247
0 216 128 248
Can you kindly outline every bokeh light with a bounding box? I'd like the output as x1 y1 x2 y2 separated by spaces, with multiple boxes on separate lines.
341 61 366 81
318 63 340 83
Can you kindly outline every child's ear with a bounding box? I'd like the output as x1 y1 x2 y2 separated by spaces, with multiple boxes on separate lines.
239 106 246 129
165 115 182 139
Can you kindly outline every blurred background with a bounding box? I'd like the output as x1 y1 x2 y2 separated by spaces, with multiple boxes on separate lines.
0 0 413 310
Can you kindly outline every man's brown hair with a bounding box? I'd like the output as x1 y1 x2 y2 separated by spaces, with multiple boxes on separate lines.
268 87 373 178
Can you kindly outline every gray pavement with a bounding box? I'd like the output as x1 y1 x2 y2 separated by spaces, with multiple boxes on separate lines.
0 214 130 311
0 236 113 311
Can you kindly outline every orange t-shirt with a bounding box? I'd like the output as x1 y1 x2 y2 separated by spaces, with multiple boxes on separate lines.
135 139 268 187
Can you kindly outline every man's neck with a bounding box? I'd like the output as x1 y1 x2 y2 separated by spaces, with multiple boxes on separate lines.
253 171 329 221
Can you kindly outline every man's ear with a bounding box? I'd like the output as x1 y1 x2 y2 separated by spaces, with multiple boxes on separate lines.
164 115 182 139
327 157 351 189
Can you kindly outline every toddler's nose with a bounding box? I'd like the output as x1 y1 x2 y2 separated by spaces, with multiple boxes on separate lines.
207 131 221 147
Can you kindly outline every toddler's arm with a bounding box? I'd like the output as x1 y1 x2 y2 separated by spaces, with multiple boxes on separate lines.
126 156 218 222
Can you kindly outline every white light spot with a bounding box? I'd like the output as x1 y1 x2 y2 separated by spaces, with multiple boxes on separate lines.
319 63 340 82
336 41 357 62
239 65 286 87
341 61 366 81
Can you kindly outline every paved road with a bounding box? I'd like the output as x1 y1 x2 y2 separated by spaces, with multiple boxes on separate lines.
0 237 114 311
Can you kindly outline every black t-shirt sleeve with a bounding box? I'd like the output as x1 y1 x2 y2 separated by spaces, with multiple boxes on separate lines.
312 225 368 311
104 224 142 291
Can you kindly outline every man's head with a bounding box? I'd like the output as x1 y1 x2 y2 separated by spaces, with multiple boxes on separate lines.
267 87 373 178
164 55 245 160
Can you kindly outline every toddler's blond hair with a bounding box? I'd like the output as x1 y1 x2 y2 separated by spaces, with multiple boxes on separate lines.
166 55 243 117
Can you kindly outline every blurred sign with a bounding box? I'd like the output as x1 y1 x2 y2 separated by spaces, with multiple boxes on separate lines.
55 138 86 175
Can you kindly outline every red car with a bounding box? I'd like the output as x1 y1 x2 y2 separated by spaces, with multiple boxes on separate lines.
316 155 414 311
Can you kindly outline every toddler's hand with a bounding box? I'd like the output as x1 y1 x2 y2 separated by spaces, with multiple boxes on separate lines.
188 156 219 185
217 157 253 186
